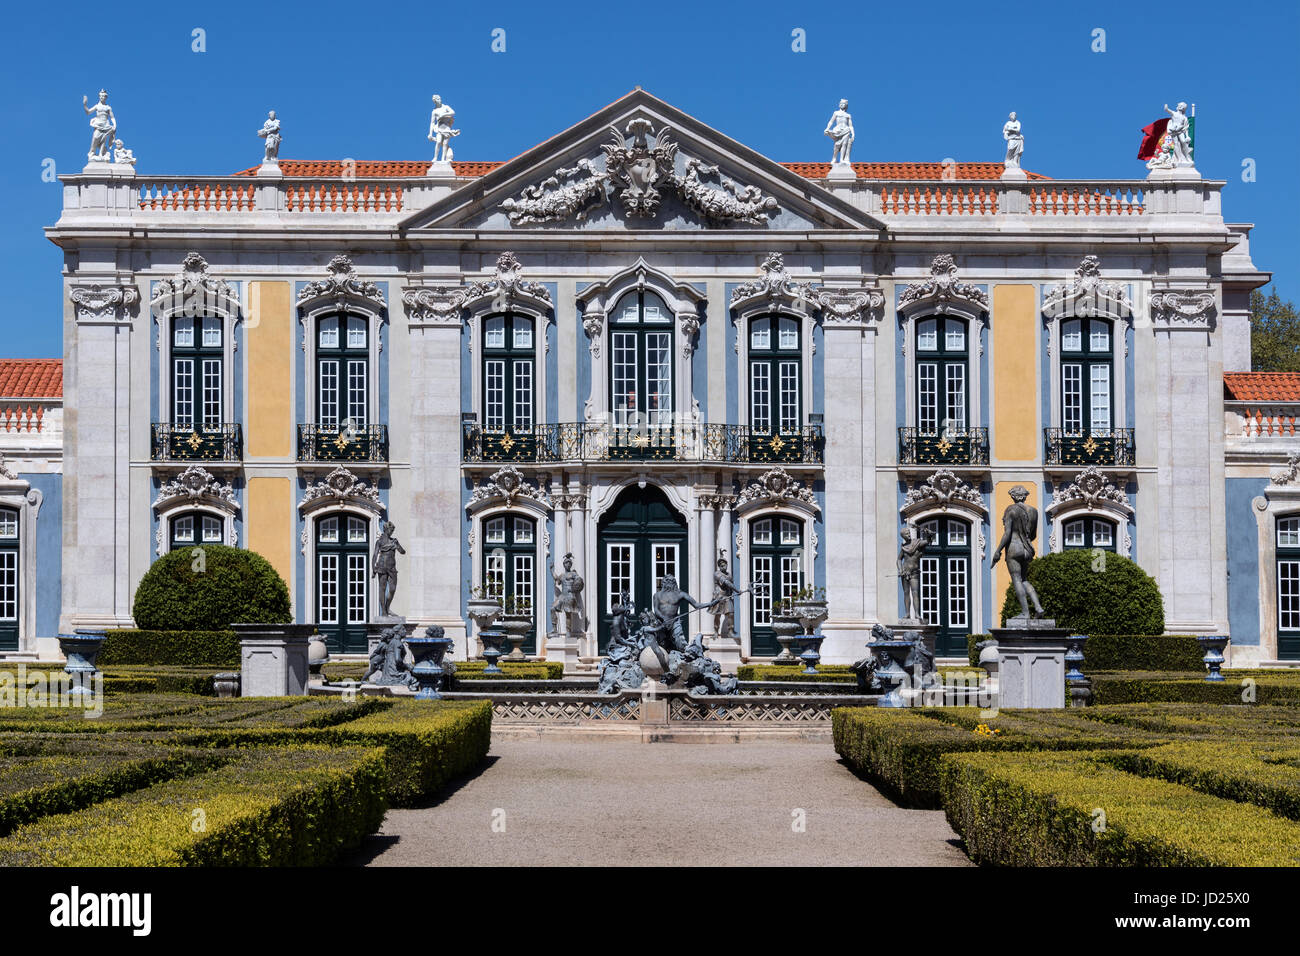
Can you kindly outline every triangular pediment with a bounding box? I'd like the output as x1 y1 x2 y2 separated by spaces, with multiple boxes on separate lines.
400 89 884 233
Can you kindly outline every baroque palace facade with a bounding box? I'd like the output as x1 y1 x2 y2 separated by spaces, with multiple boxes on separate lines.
26 88 1297 666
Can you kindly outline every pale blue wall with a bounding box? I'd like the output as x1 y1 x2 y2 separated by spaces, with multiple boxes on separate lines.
1226 477 1267 647
24 473 61 637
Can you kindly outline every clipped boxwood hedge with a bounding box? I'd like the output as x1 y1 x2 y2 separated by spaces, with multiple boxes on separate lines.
1090 671 1300 706
940 749 1300 866
964 633 1204 671
99 630 240 667
132 544 291 631
738 664 855 683
998 550 1164 634
0 745 386 866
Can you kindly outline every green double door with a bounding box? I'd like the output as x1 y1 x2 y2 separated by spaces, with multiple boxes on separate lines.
596 485 688 652
315 514 370 654
0 507 17 651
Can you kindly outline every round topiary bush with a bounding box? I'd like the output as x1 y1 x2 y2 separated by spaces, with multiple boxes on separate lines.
999 550 1164 634
132 544 292 631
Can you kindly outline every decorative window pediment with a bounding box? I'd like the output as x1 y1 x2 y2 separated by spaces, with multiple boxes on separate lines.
153 465 239 512
579 257 706 358
901 468 986 520
1043 256 1132 323
736 467 819 515
298 256 386 313
404 252 553 328
898 254 988 322
730 253 816 321
1046 465 1133 518
467 465 552 512
1271 452 1300 490
150 254 240 321
299 466 384 514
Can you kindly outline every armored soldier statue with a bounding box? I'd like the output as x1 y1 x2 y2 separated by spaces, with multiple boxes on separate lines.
550 553 587 636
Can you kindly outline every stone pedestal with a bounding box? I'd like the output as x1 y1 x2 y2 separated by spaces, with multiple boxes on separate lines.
235 624 314 697
826 163 856 181
990 620 1068 709
640 681 672 725
366 617 416 666
1000 166 1028 181
545 626 584 675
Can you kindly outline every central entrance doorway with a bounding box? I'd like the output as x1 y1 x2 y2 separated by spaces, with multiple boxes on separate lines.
596 484 688 652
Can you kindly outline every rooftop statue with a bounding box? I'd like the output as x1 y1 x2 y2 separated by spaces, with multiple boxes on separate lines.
824 98 854 165
1147 102 1194 170
258 110 282 165
82 90 116 163
991 485 1046 620
112 139 136 167
427 94 460 165
1003 112 1023 169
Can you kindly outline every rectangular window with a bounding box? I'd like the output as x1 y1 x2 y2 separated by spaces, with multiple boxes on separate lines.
780 555 802 603
1062 322 1082 352
945 364 966 433
750 362 770 433
318 360 339 427
780 520 801 545
201 516 222 543
0 513 15 537
750 321 771 350
347 318 366 349
1090 364 1111 432
607 544 633 613
1089 324 1110 352
1280 560 1300 631
778 321 798 350
318 518 339 544
612 332 637 425
751 520 773 546
173 516 194 543
1092 521 1114 548
1279 519 1300 548
918 363 938 433
346 554 367 624
201 317 222 348
347 360 367 426
485 551 506 600
945 325 966 352
173 358 194 425
645 332 672 427
513 323 533 350
317 554 338 625
917 323 938 351
513 555 534 616
485 360 505 429
0 551 15 622
779 361 799 433
947 557 969 629
653 543 679 593
513 360 533 429
920 556 940 626
513 518 533 544
347 517 367 543
484 517 506 544
484 319 505 349
202 358 222 425
174 321 194 348
1064 521 1085 547
318 317 339 349
947 524 968 547
751 555 773 626
1063 364 1083 433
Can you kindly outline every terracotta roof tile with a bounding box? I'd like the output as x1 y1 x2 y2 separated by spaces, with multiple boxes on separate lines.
231 159 1045 181
1225 372 1300 403
0 359 62 399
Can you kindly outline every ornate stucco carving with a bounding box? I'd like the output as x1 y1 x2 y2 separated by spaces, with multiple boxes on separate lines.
402 285 469 324
150 253 240 319
902 469 986 514
298 256 386 309
1042 255 1132 322
153 465 238 510
404 252 552 329
467 465 552 510
1149 288 1216 329
730 253 815 318
816 286 886 325
678 158 777 225
503 159 609 225
1271 451 1300 487
70 283 140 323
299 467 383 511
737 467 819 512
898 254 988 317
1049 465 1133 515
0 456 16 481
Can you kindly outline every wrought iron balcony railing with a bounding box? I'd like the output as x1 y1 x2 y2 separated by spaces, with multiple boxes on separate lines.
297 424 390 463
1043 428 1136 467
151 422 243 462
898 427 990 466
462 422 824 465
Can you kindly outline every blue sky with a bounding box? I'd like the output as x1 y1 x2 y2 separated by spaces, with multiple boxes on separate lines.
1 0 1295 358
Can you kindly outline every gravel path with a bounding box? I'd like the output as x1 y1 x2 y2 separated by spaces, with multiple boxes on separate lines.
353 739 971 867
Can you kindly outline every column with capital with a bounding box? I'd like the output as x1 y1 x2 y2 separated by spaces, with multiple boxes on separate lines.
698 498 717 643
570 486 596 666
708 494 742 671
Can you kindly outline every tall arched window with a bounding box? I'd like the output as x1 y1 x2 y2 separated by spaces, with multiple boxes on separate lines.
172 316 223 426
915 316 968 436
749 315 801 437
169 510 223 552
610 290 673 457
317 314 368 428
1060 318 1113 435
918 515 971 657
0 508 17 650
483 512 537 654
1278 516 1300 660
1063 516 1116 552
749 516 803 656
482 313 535 440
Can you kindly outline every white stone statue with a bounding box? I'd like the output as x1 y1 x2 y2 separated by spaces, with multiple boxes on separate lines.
1148 101 1194 170
427 94 460 166
257 110 282 165
111 139 136 166
82 90 116 163
1002 112 1023 169
824 98 854 165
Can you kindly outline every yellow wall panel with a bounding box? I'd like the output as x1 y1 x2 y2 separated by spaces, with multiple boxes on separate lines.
246 477 294 596
992 480 1041 620
991 285 1038 462
246 281 293 458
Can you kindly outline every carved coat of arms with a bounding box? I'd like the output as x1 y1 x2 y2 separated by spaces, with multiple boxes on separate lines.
601 118 678 218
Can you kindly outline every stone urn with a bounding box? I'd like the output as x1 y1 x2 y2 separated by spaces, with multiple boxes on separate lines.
308 632 330 681
499 613 534 662
59 630 107 700
479 627 507 674
866 639 917 708
793 599 829 635
466 595 503 659
406 625 456 700
770 615 802 663
1197 635 1230 683
213 673 241 698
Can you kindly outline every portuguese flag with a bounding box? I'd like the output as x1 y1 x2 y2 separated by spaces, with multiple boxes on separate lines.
1137 105 1196 161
